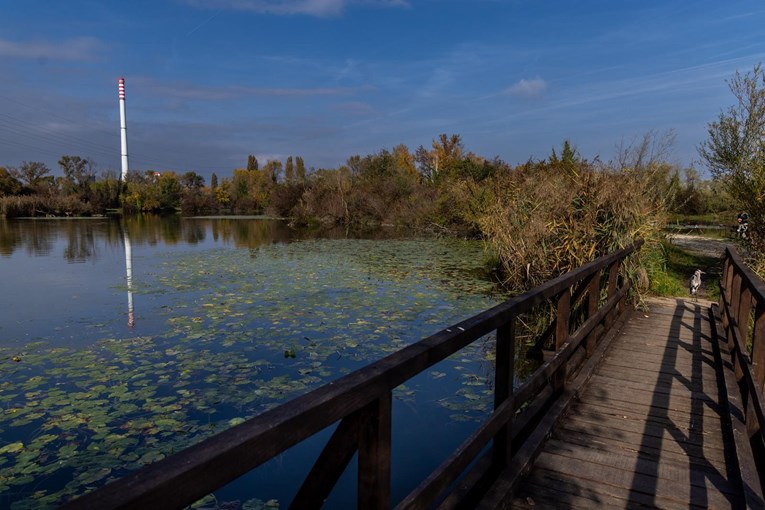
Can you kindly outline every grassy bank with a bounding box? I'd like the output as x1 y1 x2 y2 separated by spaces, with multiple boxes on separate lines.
645 240 721 302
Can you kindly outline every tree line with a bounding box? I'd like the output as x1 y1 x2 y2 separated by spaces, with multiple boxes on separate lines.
0 136 723 229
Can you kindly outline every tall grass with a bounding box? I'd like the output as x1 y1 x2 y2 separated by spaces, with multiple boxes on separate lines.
478 163 666 297
1 195 94 218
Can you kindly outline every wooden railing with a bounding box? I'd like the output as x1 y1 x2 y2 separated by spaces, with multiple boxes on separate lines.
716 246 765 500
62 240 643 510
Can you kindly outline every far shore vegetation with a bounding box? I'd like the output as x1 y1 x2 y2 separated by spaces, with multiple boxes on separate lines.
3 64 765 296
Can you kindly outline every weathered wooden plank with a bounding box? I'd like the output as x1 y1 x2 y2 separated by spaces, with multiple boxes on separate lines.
607 332 715 351
542 439 741 495
607 335 715 353
511 479 615 510
562 404 730 450
616 322 711 338
603 356 717 374
589 369 718 394
554 423 730 473
508 299 752 510
358 394 391 510
587 373 719 401
513 468 715 510
595 366 717 390
531 448 742 508
573 395 727 428
577 384 725 417
601 352 719 372
597 363 720 386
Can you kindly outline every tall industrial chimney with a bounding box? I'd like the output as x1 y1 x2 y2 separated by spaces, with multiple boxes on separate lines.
118 77 129 181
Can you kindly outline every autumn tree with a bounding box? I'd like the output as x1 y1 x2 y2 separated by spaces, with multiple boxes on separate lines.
296 156 306 183
263 160 283 184
247 154 259 171
210 172 218 190
58 155 95 200
0 167 22 196
13 161 51 190
285 156 294 184
215 178 231 207
699 64 765 251
393 144 417 176
89 169 121 211
415 134 464 184
157 172 183 210
181 171 205 190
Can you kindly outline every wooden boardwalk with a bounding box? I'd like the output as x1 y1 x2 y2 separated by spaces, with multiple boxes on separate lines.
510 298 746 509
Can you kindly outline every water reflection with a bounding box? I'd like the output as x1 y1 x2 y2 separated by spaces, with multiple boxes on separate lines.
63 220 97 263
0 215 409 261
123 225 135 329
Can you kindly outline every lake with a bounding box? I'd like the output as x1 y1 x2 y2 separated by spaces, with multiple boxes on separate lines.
0 216 511 509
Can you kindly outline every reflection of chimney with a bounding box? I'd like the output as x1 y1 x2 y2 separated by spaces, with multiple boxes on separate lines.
118 78 129 181
124 228 135 329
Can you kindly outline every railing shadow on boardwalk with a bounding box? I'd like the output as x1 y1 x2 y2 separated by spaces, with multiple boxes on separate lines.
622 299 741 508
60 242 644 509
508 297 749 509
507 243 765 509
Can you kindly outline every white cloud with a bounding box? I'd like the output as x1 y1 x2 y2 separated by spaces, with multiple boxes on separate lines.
184 0 408 17
0 37 104 61
504 77 547 97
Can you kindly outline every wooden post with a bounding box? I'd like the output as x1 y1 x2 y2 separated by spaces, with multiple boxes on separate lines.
752 300 765 392
553 289 571 391
731 273 743 350
738 285 753 354
604 262 619 329
726 255 735 298
723 259 731 332
493 320 515 467
746 402 761 439
358 393 392 510
290 412 364 509
585 273 601 357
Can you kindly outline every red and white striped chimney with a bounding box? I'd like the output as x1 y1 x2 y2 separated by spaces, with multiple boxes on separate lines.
118 77 129 181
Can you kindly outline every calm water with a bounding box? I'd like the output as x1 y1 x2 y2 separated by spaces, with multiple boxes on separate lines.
0 216 509 509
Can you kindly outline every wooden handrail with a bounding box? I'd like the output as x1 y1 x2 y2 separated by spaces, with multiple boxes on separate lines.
718 246 765 477
61 239 643 510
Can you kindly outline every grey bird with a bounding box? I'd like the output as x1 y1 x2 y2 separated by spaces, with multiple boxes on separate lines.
690 270 704 300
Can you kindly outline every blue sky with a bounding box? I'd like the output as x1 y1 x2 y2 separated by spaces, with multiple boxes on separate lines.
1 0 764 180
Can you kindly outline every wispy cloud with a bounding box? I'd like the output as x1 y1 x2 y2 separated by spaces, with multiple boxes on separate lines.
132 77 360 100
504 77 547 98
335 101 377 116
183 0 408 17
0 37 105 61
